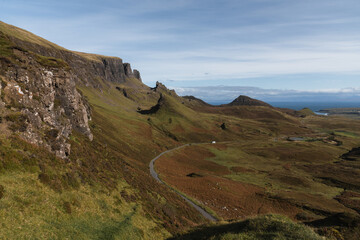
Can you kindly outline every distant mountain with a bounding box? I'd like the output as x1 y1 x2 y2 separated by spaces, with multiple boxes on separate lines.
182 95 212 108
226 95 272 107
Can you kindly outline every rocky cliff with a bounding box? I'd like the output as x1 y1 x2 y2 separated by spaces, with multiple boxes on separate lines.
8 37 142 87
0 21 141 158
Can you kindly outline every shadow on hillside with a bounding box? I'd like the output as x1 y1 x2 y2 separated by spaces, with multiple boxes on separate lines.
137 94 162 114
306 212 360 240
168 215 322 240
168 220 248 240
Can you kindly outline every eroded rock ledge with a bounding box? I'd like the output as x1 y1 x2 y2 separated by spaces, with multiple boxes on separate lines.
1 50 92 158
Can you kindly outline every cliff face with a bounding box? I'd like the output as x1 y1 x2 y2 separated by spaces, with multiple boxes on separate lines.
8 36 142 87
0 46 92 158
0 22 141 158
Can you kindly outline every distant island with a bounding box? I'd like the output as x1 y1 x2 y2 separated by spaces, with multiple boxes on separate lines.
318 108 360 119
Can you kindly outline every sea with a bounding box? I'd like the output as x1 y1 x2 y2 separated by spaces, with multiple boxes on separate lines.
207 101 360 112
267 102 360 111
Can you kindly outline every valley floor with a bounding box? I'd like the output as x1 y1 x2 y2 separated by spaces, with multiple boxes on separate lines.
154 116 360 239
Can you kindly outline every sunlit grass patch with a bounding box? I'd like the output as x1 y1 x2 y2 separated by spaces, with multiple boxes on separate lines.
35 54 70 69
204 141 345 199
334 130 360 139
0 172 170 239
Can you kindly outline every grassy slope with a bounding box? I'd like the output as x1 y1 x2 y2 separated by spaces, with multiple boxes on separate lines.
0 21 118 62
76 79 328 238
298 108 316 116
78 84 178 165
0 134 170 239
0 21 65 50
0 173 167 239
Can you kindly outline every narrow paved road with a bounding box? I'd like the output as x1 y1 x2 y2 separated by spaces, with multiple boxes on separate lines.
149 144 218 222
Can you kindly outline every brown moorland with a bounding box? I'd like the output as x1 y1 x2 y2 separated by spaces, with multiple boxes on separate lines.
155 115 360 238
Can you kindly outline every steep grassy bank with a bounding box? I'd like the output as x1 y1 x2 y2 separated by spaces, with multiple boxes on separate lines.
0 134 171 239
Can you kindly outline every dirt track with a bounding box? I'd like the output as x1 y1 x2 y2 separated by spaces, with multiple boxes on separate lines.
149 143 218 222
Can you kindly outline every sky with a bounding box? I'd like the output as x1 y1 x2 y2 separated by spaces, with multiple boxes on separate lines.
1 0 360 103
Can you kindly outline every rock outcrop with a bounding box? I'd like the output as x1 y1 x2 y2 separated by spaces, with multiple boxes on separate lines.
0 21 142 158
123 63 142 82
153 81 176 95
133 69 142 82
0 46 93 158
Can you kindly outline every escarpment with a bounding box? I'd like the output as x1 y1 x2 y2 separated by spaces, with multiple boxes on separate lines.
7 36 142 86
0 21 141 158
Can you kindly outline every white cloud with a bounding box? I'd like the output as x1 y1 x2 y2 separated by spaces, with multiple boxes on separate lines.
135 38 360 84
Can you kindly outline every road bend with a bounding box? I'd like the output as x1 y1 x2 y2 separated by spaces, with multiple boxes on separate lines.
149 143 218 222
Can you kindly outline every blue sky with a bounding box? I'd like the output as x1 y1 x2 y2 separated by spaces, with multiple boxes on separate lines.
1 0 360 102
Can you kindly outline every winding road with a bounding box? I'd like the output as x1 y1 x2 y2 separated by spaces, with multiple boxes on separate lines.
149 144 218 222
